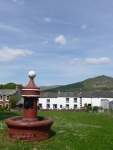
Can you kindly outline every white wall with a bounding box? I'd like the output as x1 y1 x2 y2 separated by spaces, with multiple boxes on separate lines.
39 97 81 109
82 98 101 107
38 98 60 109
82 98 113 107
38 97 113 110
57 97 80 109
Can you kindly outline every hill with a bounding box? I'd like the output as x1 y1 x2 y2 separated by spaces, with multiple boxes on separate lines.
39 85 61 91
1 75 113 92
43 75 113 92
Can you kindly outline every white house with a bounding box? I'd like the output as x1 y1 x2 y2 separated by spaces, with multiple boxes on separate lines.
38 91 113 110
17 91 113 110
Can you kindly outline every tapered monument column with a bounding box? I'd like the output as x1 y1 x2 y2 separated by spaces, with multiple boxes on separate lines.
22 71 40 120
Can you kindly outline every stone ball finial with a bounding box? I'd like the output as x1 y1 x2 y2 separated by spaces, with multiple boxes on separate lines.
28 71 36 79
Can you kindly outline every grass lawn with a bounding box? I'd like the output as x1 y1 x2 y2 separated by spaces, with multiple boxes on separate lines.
0 110 113 150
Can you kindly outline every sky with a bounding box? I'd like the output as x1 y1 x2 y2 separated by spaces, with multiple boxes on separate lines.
0 0 113 86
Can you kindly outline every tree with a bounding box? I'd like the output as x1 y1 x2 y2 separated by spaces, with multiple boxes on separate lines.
3 83 16 89
9 96 18 109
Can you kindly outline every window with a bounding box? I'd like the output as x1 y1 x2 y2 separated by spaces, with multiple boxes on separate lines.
74 104 77 110
39 103 42 109
74 98 77 103
5 104 9 108
66 104 69 109
46 104 50 109
66 98 69 103
46 99 50 103
60 105 62 108
53 104 57 109
0 96 3 101
6 96 10 101
0 104 3 107
88 104 91 106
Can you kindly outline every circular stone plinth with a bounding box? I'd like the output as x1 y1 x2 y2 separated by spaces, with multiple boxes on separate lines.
5 116 53 142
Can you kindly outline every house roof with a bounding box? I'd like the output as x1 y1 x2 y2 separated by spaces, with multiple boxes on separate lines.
57 91 113 98
16 91 113 105
57 92 78 97
39 91 113 98
0 89 16 95
40 92 58 98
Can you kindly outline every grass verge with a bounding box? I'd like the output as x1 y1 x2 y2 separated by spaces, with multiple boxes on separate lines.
0 111 113 150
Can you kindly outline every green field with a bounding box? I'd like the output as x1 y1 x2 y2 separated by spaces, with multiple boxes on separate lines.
0 111 113 150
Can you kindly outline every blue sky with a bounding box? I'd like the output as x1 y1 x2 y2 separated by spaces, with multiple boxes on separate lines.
0 0 113 86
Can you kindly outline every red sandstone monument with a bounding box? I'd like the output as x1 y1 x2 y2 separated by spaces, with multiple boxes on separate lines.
5 71 53 141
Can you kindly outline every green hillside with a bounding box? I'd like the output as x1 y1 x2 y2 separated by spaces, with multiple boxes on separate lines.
44 75 113 92
1 75 113 92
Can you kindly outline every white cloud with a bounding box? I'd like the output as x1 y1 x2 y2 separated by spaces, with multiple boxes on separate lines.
86 57 111 65
55 35 66 45
12 0 24 5
81 25 86 29
12 0 18 2
70 58 80 64
44 18 51 23
0 46 34 62
73 38 79 42
41 41 48 45
0 23 21 32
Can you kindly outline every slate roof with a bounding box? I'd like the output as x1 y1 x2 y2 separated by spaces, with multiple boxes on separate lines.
57 92 78 97
16 91 113 105
0 89 16 95
58 91 113 98
40 91 113 98
40 92 58 98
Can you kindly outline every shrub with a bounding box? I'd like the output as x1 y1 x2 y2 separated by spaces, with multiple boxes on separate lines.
0 106 5 111
93 106 99 112
98 106 103 111
9 96 18 109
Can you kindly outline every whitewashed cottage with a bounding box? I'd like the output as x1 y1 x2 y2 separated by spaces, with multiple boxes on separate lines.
38 91 113 110
17 91 113 110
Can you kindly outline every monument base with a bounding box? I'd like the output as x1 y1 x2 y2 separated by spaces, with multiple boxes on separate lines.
5 116 53 141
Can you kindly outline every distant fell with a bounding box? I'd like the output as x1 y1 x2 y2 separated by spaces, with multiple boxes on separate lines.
44 75 113 92
1 75 113 92
39 85 61 91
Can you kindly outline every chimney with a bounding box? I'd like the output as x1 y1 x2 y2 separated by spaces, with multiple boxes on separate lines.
79 88 82 93
15 84 22 100
58 90 60 94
